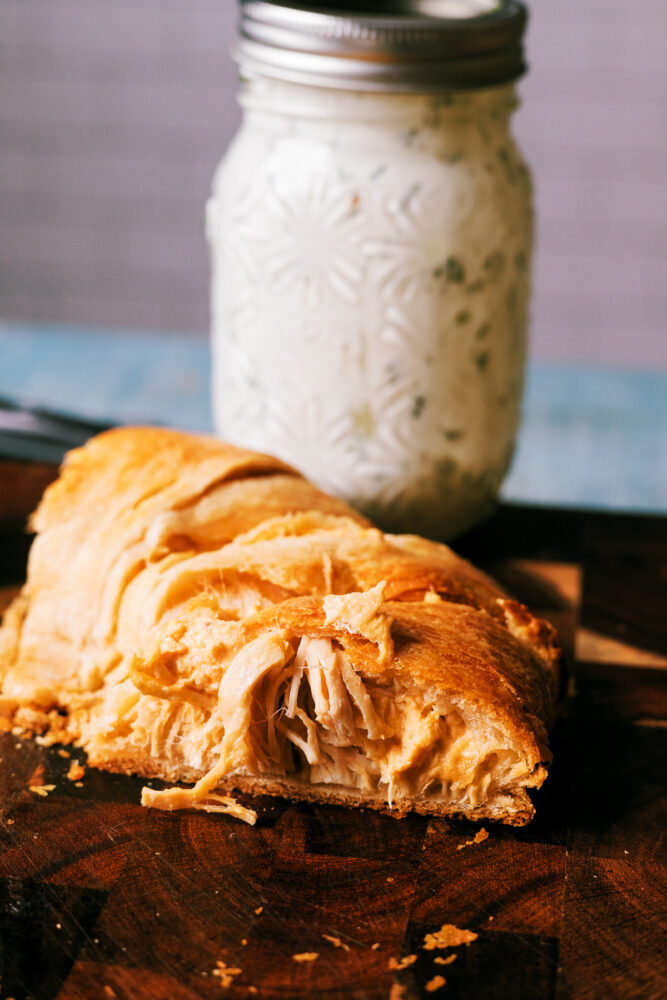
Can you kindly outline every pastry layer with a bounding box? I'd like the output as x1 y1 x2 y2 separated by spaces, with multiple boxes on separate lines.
0 427 560 825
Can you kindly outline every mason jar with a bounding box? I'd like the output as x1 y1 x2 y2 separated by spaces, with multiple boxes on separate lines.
208 0 533 538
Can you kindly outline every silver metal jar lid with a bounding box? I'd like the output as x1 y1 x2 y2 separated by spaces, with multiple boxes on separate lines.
235 1 528 92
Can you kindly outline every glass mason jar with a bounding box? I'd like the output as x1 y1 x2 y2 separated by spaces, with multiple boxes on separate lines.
208 0 533 538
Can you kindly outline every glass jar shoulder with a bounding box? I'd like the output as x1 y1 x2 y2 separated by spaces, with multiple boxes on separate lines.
217 85 524 182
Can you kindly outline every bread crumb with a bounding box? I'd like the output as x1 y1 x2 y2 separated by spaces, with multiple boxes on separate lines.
248 989 258 995
74 781 84 788
103 987 116 998
241 939 247 946
66 761 85 782
57 749 71 758
423 924 478 950
388 954 417 971
29 785 56 797
292 952 319 963
435 954 457 966
386 876 394 882
371 942 380 951
212 961 242 987
254 906 263 915
457 827 489 850
389 985 406 1000
426 975 447 992
322 934 350 951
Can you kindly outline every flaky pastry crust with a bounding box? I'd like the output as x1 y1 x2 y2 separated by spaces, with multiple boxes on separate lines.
0 427 560 825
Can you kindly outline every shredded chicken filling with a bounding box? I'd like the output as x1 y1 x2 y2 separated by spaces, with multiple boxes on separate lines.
141 634 524 816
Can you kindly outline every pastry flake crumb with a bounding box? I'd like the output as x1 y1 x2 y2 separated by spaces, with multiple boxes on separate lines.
423 924 478 950
248 989 258 995
66 761 85 782
292 952 319 963
434 954 457 966
371 942 381 951
254 906 264 915
34 731 59 747
28 763 45 784
388 954 417 971
426 975 447 992
241 939 247 946
389 985 406 1000
212 961 242 987
57 749 71 758
29 784 56 797
457 827 489 850
322 934 350 951
103 987 117 999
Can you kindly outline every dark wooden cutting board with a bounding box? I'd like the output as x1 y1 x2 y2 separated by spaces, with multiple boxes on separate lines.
0 464 665 1000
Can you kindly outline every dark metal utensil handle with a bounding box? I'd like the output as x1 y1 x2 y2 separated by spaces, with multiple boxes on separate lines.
0 396 114 465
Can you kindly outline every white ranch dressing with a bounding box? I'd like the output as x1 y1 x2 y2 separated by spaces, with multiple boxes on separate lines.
209 38 532 537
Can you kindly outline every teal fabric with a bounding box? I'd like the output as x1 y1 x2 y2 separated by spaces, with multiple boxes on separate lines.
1 321 664 512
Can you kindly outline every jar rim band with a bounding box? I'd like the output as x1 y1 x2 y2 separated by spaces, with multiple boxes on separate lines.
236 0 528 92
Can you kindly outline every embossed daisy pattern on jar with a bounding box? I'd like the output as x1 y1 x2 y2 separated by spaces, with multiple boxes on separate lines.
210 1 533 538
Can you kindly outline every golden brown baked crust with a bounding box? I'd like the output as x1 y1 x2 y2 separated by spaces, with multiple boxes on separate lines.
0 427 560 825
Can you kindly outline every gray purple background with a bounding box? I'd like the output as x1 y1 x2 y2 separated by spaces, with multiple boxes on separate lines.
1 0 665 367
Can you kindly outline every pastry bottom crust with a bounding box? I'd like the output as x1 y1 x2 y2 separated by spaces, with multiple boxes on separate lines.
90 749 537 827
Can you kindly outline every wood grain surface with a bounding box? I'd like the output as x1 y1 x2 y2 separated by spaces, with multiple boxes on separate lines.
0 476 665 1000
